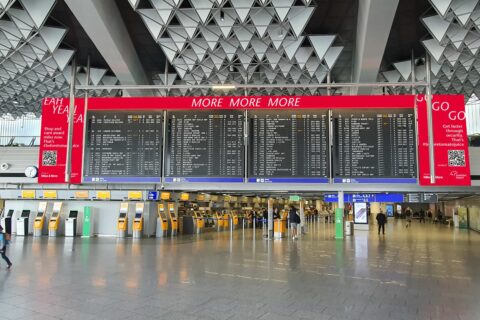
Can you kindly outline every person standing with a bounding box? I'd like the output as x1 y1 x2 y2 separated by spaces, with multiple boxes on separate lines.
376 210 387 235
0 226 12 269
288 205 300 240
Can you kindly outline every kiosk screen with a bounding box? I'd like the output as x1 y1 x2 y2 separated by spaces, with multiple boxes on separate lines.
36 212 43 218
135 213 142 219
51 211 59 218
69 211 78 218
119 212 127 218
7 210 13 217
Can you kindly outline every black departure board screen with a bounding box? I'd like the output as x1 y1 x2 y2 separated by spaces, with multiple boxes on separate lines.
248 110 329 183
333 109 417 183
165 111 244 182
84 111 163 183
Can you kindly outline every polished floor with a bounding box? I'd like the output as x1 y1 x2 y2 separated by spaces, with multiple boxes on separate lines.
0 220 479 320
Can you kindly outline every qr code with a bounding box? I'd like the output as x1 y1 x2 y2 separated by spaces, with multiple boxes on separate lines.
42 151 57 166
448 150 465 167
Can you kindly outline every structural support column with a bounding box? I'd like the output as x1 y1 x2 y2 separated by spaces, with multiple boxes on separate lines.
267 198 274 240
65 0 153 96
335 191 344 239
65 57 76 183
352 0 400 95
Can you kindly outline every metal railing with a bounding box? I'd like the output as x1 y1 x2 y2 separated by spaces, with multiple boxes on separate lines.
0 136 39 147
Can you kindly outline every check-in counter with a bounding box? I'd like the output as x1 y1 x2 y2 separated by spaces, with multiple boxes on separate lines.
33 202 47 237
48 202 63 237
156 203 169 237
117 202 129 238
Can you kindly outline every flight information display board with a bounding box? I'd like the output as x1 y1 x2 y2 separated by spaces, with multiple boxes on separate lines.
165 110 244 182
84 111 163 183
333 109 417 183
248 110 329 183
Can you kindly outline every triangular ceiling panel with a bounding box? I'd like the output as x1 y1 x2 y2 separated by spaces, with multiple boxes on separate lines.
189 0 214 23
309 35 335 61
287 6 314 37
249 7 274 37
231 0 254 23
19 0 55 29
39 26 66 53
272 0 294 21
138 9 165 40
422 15 450 42
324 46 343 70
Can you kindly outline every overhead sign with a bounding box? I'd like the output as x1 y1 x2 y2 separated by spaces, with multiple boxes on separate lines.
147 191 159 200
74 191 89 199
323 193 404 203
289 195 301 201
417 95 471 186
405 193 438 203
21 190 35 199
43 190 57 199
128 191 143 200
37 95 469 186
96 191 111 200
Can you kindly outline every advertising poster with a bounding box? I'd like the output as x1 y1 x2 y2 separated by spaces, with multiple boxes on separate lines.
38 98 85 184
417 95 471 186
386 204 394 217
354 202 368 224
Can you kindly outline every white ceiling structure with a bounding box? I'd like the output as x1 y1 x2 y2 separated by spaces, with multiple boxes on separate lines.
0 0 119 117
130 0 344 96
382 0 480 99
1 0 480 117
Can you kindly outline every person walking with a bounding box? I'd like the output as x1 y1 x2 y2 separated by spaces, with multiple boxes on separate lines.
0 226 12 269
288 205 300 240
376 210 387 235
405 207 412 228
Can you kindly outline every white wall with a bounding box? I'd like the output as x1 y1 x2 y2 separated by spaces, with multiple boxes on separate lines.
3 200 157 237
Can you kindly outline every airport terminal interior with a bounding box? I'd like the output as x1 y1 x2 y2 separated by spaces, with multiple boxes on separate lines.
0 0 480 319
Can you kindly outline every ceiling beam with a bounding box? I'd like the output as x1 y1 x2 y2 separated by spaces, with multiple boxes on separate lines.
352 0 399 95
64 0 153 96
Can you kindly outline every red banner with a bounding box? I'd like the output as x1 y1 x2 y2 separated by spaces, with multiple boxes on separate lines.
417 95 471 186
86 95 415 110
38 98 85 184
37 95 470 186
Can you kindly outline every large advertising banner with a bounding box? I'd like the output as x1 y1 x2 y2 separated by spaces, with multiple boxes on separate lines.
38 98 85 184
417 95 471 186
37 95 470 186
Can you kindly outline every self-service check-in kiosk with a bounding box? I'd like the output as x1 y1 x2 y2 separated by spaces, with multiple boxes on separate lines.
117 202 129 238
65 211 78 237
193 211 204 234
168 202 178 236
48 202 63 237
1 209 14 235
17 209 31 236
133 203 144 238
33 202 47 237
156 203 169 237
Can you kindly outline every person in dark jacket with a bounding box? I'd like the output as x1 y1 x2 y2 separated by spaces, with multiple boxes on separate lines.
0 226 12 269
376 210 387 235
288 205 299 240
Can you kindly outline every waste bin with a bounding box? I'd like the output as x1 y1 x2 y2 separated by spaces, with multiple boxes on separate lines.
345 221 354 236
